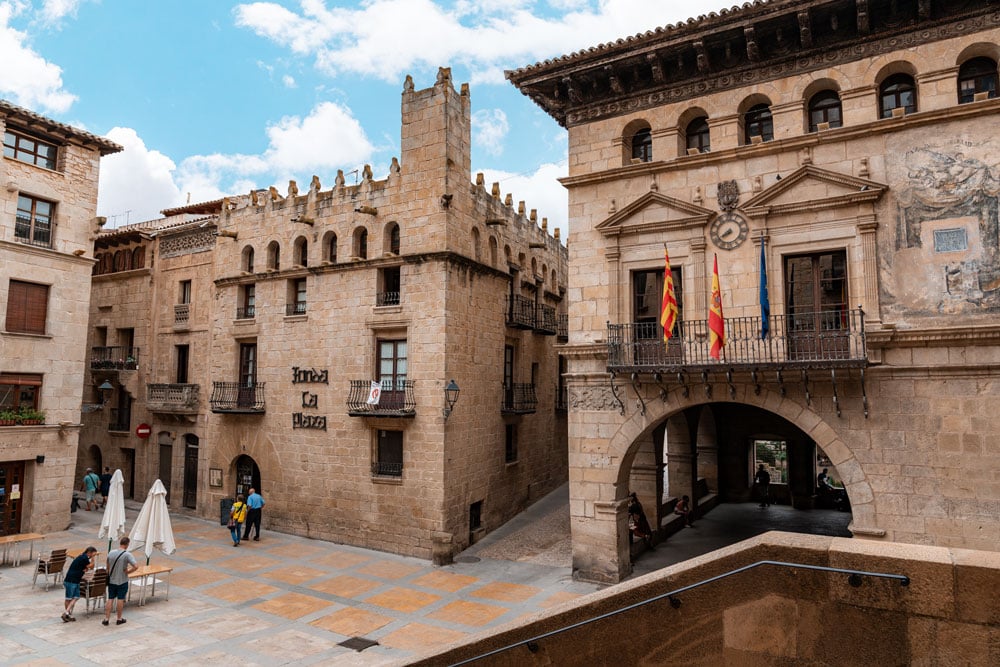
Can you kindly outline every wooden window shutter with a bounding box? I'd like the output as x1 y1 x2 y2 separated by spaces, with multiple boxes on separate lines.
5 280 49 334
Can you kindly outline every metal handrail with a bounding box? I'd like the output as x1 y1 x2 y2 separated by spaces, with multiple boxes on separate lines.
448 559 909 666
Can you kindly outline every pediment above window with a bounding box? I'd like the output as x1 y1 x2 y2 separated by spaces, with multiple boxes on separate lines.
595 192 714 237
743 165 887 218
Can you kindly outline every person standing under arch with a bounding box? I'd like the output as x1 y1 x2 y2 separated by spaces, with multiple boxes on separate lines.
755 464 771 508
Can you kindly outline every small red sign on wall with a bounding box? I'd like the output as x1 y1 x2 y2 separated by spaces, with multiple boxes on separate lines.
135 423 152 438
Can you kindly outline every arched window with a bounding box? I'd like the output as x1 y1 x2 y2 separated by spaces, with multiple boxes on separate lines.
808 91 842 131
242 246 255 273
114 250 128 272
294 236 308 267
324 232 337 263
267 241 280 270
132 246 145 269
354 227 368 259
880 74 917 117
385 222 400 255
743 104 773 144
685 116 710 154
489 237 498 266
631 127 652 163
472 227 481 261
958 57 998 104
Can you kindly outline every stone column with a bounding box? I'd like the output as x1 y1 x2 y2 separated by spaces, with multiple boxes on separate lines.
689 239 707 320
572 497 630 583
856 217 880 325
665 413 693 500
628 432 660 529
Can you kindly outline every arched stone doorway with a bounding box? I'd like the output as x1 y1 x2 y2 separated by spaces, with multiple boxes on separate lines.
571 386 874 583
88 444 103 473
234 455 260 499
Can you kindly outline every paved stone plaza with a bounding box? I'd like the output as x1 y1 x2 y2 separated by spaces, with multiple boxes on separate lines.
0 491 597 666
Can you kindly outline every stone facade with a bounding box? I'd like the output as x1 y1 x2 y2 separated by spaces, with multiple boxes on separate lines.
0 100 121 535
509 0 1000 582
78 71 568 563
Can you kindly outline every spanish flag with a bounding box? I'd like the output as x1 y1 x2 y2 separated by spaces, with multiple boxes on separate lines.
709 254 725 359
660 247 679 341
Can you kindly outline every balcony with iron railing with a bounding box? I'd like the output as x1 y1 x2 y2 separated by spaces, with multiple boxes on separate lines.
235 305 255 319
502 383 538 414
147 384 200 414
557 313 568 341
376 291 400 307
607 309 867 373
108 408 131 433
535 303 558 335
347 380 416 417
174 304 189 326
209 382 266 413
90 346 139 371
286 302 307 316
371 461 403 477
507 294 535 329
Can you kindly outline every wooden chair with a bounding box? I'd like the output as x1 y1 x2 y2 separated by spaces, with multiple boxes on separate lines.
32 549 68 590
81 568 108 615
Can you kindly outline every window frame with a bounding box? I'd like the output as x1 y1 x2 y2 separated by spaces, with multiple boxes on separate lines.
807 90 843 131
743 104 774 144
5 280 49 335
375 429 404 477
631 128 652 163
505 423 518 463
179 280 192 305
3 129 57 169
880 74 917 117
0 373 43 412
958 57 998 104
685 116 710 154
15 194 55 248
377 267 401 306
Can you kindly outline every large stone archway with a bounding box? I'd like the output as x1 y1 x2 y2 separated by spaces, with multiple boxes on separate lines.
570 383 876 583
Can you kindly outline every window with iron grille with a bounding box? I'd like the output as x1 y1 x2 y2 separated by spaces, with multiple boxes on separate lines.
287 278 307 315
238 284 256 319
5 280 48 335
377 267 400 306
375 430 403 477
3 129 57 169
15 194 54 247
505 424 518 463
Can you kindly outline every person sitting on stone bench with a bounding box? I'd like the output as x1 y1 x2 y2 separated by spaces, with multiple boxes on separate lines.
673 495 693 527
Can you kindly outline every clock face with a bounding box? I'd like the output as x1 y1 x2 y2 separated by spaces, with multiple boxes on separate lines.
710 212 750 250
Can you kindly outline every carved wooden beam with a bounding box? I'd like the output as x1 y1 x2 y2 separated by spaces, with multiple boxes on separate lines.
694 40 709 73
604 65 625 95
798 10 813 48
646 53 665 83
857 0 870 34
745 26 760 61
918 0 931 21
561 76 582 104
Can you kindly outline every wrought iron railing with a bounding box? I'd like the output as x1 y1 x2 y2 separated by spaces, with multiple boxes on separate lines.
376 291 400 306
209 382 266 413
286 302 307 316
535 303 558 335
557 313 569 341
236 305 255 319
371 461 403 477
507 294 535 329
14 215 52 248
174 304 189 325
607 309 866 372
147 384 200 412
502 383 537 414
347 380 416 417
108 408 130 432
90 346 139 370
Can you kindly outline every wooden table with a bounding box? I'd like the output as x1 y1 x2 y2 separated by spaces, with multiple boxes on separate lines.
0 532 45 566
127 563 173 606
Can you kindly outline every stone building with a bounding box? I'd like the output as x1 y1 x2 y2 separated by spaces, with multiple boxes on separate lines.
508 0 1000 582
1 100 121 535
78 70 569 562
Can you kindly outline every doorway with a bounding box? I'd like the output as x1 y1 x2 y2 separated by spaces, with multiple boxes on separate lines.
183 434 198 509
0 461 25 535
158 433 173 505
235 455 260 499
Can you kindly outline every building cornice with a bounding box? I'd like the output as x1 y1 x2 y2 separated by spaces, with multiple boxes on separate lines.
867 324 1000 348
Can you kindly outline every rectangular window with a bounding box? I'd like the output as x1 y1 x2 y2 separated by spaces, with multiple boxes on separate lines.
15 194 54 248
378 339 407 410
753 439 788 485
239 284 256 319
4 129 57 169
0 373 42 411
5 280 49 334
784 250 849 360
469 500 483 531
176 345 190 384
375 429 403 477
237 342 257 408
631 268 683 364
377 267 401 306
179 280 192 304
505 424 518 463
287 278 306 315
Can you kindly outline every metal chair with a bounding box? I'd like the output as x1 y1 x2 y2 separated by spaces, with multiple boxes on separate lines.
32 549 68 590
81 568 108 615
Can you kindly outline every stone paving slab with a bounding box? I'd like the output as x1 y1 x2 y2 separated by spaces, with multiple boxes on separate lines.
0 498 598 666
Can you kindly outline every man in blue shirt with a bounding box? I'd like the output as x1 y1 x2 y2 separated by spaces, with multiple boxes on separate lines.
243 487 265 541
62 546 97 622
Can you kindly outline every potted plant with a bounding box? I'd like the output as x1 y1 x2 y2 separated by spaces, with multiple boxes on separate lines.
0 409 18 426
17 407 45 425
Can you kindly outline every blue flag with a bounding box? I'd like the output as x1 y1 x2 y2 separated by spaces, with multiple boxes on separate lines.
759 237 770 339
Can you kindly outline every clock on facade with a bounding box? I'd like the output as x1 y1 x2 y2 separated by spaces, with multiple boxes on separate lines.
709 212 750 250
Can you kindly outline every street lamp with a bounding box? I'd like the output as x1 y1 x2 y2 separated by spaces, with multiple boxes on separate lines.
442 379 460 419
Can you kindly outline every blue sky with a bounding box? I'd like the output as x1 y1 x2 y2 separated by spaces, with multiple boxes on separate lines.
1 0 725 235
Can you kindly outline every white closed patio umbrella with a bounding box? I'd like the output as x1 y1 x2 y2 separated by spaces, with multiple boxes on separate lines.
98 469 126 552
129 479 175 564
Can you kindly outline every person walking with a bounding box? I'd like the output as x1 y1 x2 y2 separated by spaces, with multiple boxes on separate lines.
81 468 101 511
99 467 112 509
755 464 772 508
242 487 265 542
229 494 247 547
103 537 138 626
62 546 97 622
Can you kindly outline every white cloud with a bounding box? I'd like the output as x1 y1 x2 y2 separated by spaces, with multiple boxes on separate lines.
471 108 508 157
0 2 76 112
97 102 376 224
39 0 86 24
282 74 296 87
234 0 733 84
478 161 568 241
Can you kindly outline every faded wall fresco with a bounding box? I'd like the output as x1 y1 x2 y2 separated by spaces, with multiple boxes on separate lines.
883 141 1000 320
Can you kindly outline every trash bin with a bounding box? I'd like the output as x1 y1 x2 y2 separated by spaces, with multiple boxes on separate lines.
220 498 234 525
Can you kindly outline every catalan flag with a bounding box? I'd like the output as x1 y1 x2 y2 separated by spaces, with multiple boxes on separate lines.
660 247 679 341
709 254 725 359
